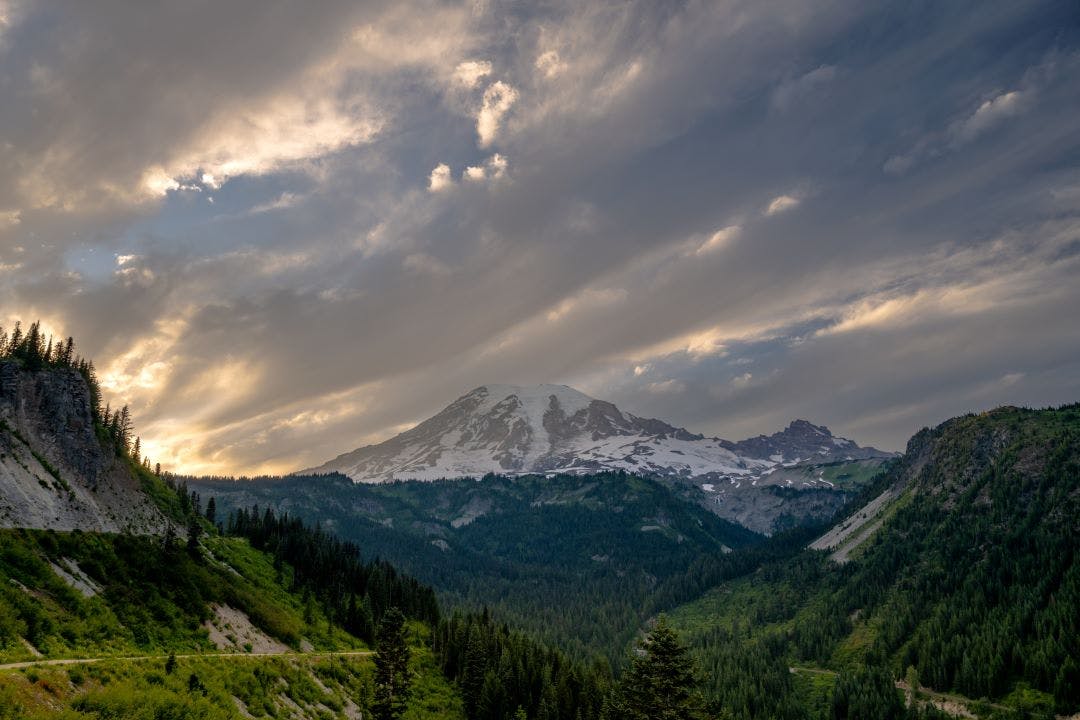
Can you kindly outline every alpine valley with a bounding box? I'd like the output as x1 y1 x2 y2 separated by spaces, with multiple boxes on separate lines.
5 2 1080 719
2 332 1079 720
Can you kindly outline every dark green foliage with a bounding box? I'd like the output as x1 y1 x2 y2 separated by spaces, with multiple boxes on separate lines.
830 666 904 720
820 407 1080 711
435 610 608 720
224 505 440 639
186 516 203 557
186 671 206 695
605 617 703 720
373 607 411 720
670 405 1080 718
194 471 766 663
0 528 298 654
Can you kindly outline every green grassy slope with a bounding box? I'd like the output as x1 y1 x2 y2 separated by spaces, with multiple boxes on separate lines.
0 636 462 720
0 530 359 662
0 528 465 719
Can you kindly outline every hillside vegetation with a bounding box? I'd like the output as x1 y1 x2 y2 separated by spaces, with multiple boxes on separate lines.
0 334 612 720
5 325 1078 720
667 405 1080 719
0 525 469 719
193 470 764 663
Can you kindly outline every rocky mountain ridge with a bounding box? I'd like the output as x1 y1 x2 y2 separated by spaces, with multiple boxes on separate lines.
303 384 896 532
305 384 892 480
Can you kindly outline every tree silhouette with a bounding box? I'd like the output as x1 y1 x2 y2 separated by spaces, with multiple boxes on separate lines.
606 616 703 720
373 607 411 720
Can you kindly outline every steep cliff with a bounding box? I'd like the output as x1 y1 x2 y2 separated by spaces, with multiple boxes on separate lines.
0 360 171 532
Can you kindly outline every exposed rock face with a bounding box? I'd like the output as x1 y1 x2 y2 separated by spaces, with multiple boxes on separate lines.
302 384 896 533
718 419 887 462
0 360 170 533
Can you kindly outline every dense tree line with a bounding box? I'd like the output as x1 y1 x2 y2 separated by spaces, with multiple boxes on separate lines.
222 506 440 643
0 321 80 373
434 609 609 720
815 408 1079 712
191 471 787 666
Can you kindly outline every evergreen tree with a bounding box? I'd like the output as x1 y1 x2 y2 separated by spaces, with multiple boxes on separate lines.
606 616 702 720
373 607 412 720
830 666 905 720
118 405 132 451
186 517 203 557
461 630 487 717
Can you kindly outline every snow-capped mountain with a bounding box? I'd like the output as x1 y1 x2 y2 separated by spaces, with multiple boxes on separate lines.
301 384 892 486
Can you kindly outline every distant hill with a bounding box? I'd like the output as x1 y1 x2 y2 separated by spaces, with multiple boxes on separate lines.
302 383 895 532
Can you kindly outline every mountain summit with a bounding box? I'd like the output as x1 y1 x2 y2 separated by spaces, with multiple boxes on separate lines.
302 384 892 490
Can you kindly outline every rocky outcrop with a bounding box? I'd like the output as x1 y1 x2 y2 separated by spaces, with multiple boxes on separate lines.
0 360 171 533
718 419 891 461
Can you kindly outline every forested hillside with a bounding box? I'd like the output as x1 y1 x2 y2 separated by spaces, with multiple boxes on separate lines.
191 471 766 662
0 328 610 719
5 324 1077 719
668 404 1080 719
0 502 609 719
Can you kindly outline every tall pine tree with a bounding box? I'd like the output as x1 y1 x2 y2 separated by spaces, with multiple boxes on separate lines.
373 607 412 720
606 616 703 720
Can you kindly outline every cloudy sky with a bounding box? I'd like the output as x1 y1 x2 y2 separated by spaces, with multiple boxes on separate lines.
2 1 1078 475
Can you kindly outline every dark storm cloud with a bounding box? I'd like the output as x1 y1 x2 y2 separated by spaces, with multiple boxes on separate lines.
1 0 1078 472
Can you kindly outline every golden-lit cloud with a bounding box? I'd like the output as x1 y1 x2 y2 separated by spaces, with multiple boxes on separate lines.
477 81 518 147
428 163 454 191
139 94 382 200
2 1 1078 475
453 60 492 88
545 287 627 323
98 317 189 405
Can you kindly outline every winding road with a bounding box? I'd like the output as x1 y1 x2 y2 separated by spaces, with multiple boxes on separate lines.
0 649 374 672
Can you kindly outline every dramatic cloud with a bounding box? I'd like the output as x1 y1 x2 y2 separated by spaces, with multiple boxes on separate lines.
428 163 454 192
476 81 519 147
2 0 1079 474
453 60 493 88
